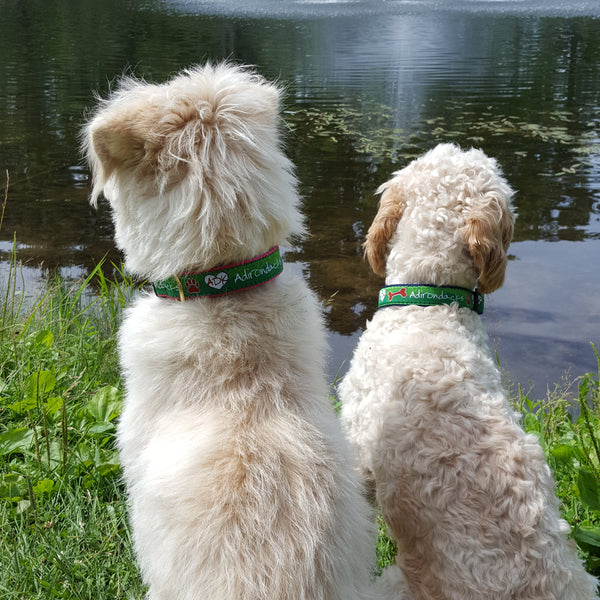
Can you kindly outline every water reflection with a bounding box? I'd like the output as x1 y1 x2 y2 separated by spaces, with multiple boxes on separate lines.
164 0 600 18
0 0 599 393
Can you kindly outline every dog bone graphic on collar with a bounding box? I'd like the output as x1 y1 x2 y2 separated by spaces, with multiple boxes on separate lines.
378 284 484 314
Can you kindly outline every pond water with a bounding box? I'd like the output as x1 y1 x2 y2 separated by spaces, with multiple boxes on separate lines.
1 0 600 396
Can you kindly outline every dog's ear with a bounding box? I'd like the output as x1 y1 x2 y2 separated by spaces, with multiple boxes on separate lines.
364 180 405 277
464 191 514 294
84 66 283 205
85 102 163 205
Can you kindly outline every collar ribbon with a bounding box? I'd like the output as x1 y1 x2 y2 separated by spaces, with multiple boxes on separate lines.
378 284 484 314
154 246 283 301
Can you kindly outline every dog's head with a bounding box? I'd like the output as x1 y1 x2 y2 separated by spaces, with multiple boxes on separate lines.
364 143 514 294
83 63 304 280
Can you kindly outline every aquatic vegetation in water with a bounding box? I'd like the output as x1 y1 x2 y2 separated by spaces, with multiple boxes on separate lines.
287 100 600 177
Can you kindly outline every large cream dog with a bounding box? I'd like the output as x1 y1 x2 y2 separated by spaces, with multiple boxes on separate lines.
339 143 598 600
83 63 408 599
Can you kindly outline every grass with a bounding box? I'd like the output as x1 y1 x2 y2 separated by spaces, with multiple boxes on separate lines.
0 256 146 599
1 252 599 596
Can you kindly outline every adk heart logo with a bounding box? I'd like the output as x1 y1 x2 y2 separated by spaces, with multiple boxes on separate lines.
205 272 228 290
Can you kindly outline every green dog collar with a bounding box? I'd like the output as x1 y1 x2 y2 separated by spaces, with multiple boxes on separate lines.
378 284 484 314
154 246 283 301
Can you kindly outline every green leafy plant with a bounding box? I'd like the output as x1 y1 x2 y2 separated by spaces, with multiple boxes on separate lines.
518 344 600 573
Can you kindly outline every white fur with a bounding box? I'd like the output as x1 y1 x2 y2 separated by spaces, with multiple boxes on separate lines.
83 63 410 599
339 144 598 600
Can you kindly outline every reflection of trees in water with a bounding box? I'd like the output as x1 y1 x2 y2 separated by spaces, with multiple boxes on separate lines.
284 13 600 331
284 126 392 334
414 17 600 242
1 2 600 334
0 181 120 275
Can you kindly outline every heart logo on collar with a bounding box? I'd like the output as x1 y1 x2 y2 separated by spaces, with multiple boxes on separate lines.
205 272 228 290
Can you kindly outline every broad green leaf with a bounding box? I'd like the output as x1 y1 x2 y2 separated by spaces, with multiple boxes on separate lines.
96 463 120 478
8 397 38 414
87 423 116 435
34 329 54 349
32 479 54 496
573 525 600 554
0 427 35 456
44 396 63 416
578 469 600 512
24 371 56 399
551 444 583 466
85 386 122 424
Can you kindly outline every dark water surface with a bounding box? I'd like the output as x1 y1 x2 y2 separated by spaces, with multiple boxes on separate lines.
1 0 600 395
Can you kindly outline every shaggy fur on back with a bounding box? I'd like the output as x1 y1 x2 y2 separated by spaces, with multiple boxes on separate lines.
339 143 599 600
83 63 410 600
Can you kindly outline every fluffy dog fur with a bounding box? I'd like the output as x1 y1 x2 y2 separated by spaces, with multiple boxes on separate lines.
83 63 409 600
339 144 598 600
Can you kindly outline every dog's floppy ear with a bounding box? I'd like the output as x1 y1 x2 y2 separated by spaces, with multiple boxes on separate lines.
464 191 514 294
364 180 405 277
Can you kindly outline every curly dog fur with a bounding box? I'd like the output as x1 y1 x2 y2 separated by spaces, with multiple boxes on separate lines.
83 63 410 600
339 143 598 600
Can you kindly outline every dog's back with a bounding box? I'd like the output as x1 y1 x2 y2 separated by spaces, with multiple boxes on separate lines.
343 301 598 599
117 275 379 599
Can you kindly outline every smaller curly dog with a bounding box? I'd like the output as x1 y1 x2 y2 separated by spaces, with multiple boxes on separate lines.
339 143 598 600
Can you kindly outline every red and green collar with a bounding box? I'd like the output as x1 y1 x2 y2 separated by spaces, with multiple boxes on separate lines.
378 284 484 314
153 246 283 301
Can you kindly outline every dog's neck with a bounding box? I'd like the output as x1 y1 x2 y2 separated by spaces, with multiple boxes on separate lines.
384 222 480 292
378 284 484 314
153 247 283 301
